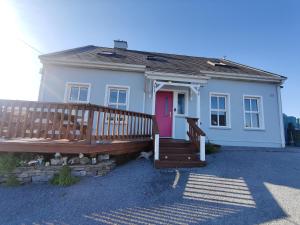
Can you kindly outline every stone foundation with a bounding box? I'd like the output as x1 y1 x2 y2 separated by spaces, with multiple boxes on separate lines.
0 160 116 184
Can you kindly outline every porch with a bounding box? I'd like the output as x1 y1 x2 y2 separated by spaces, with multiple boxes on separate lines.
0 99 206 168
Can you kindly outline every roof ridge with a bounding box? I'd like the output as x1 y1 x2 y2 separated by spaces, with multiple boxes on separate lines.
39 45 96 58
221 59 285 78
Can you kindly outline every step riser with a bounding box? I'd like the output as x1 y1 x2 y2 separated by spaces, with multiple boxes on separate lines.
155 160 206 169
160 155 198 161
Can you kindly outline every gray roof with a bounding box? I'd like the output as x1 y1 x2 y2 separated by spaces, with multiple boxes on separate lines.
40 45 286 81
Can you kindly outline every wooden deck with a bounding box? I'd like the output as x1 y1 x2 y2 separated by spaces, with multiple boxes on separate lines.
0 99 155 156
0 99 207 168
0 138 153 155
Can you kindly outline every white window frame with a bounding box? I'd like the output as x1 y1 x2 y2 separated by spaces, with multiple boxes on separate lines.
64 82 91 103
209 92 231 129
104 85 130 110
104 85 130 124
174 91 188 117
243 95 265 130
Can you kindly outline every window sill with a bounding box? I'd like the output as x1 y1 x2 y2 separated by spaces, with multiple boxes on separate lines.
210 126 231 130
244 127 265 131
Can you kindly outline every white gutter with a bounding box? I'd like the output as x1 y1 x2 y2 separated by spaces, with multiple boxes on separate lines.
200 70 285 83
40 59 146 72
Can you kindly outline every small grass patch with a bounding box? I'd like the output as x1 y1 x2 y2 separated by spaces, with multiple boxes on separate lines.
0 153 21 186
5 174 20 187
50 166 79 186
206 142 221 154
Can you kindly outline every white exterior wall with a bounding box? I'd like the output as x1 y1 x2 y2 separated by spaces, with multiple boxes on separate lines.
39 64 284 148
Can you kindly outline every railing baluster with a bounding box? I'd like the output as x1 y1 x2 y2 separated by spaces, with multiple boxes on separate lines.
86 106 94 143
79 106 85 140
58 106 65 139
122 112 125 139
52 106 58 139
29 103 36 138
126 113 129 138
112 109 117 139
37 104 44 138
107 109 111 139
95 108 101 140
101 110 106 140
133 113 136 139
14 104 22 138
0 102 7 137
44 104 51 139
21 103 29 138
7 103 15 138
72 106 78 140
66 105 72 139
130 112 133 139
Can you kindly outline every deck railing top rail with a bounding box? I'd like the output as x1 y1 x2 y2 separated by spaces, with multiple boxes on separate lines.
0 99 154 142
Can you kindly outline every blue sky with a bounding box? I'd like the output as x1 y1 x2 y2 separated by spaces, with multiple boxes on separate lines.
1 0 299 117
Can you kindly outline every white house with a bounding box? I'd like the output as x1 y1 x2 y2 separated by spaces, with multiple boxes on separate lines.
38 40 286 149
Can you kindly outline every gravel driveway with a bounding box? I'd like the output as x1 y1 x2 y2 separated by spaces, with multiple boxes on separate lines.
0 147 300 225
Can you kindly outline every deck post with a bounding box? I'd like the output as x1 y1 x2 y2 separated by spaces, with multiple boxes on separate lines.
200 135 205 161
154 134 160 160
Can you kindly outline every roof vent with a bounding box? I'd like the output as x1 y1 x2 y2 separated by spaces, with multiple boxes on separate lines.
97 51 115 56
207 60 227 67
114 40 128 50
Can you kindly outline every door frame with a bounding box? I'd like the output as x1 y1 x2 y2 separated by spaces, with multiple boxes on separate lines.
156 88 189 139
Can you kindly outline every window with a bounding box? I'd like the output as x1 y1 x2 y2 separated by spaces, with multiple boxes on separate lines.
210 93 230 127
177 93 185 115
107 86 129 110
65 83 90 103
244 96 263 129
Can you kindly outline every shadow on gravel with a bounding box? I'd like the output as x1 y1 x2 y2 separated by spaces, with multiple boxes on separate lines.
84 173 287 225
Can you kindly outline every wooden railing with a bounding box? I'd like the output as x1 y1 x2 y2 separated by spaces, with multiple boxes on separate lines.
0 99 153 143
186 117 206 161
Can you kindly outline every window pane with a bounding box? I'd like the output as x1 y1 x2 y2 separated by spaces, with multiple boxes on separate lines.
69 87 79 101
165 97 169 116
118 105 126 110
219 97 225 110
118 90 127 104
251 99 258 112
108 104 117 109
244 98 250 111
211 111 218 126
245 113 251 127
211 96 218 109
79 87 88 101
109 89 118 103
219 112 227 126
177 93 185 114
251 113 260 128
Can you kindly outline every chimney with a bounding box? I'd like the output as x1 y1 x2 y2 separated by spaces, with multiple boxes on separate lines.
114 40 128 50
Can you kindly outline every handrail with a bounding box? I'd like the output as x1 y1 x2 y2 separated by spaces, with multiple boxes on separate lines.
186 117 206 137
0 99 154 143
151 115 159 136
186 117 206 161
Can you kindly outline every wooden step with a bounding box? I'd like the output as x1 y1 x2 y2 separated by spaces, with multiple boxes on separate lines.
155 160 206 168
160 149 198 155
160 153 199 161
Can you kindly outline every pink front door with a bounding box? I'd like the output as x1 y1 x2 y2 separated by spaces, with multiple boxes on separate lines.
155 91 173 137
